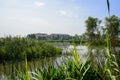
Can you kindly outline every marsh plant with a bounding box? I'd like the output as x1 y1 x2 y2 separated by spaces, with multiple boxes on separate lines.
0 37 62 62
30 45 119 80
9 42 119 80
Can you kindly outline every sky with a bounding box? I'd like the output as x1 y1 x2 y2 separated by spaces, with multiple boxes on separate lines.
0 0 120 37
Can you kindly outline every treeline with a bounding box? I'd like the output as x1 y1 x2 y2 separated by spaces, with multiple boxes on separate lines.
0 37 62 63
84 15 120 46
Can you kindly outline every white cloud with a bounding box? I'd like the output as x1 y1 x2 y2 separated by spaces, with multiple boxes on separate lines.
58 10 77 18
34 1 45 7
58 10 67 16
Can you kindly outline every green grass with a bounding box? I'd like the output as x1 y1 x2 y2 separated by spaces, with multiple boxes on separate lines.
0 37 62 62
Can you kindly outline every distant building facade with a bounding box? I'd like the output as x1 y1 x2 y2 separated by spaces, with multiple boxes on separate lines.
27 33 73 40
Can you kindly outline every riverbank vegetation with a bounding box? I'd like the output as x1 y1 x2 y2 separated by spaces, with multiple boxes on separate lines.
0 37 62 63
6 43 120 80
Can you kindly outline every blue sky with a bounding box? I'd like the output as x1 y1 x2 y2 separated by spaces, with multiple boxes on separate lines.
0 0 120 37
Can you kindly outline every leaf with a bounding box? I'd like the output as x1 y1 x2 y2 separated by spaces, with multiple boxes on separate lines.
113 68 120 73
106 31 111 58
80 64 91 80
112 61 118 68
106 69 112 76
111 75 116 80
80 55 89 72
25 53 31 80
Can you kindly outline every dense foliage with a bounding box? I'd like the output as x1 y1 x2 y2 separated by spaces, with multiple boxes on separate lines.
84 15 120 46
0 37 62 62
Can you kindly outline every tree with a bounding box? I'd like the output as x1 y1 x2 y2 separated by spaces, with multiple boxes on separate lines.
95 20 102 41
85 17 101 42
105 15 120 47
27 34 36 39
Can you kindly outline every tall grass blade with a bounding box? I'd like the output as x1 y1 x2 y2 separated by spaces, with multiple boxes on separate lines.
80 55 89 72
25 53 30 80
80 64 91 80
106 31 111 58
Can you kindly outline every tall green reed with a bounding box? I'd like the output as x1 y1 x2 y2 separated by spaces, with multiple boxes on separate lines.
103 0 120 80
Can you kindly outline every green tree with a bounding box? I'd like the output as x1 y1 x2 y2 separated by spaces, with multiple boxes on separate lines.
85 17 101 42
95 20 102 41
105 15 120 47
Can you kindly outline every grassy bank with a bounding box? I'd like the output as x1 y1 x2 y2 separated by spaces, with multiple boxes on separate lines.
0 37 62 63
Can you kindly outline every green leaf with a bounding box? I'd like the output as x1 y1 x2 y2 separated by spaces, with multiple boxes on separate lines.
111 75 116 80
80 64 91 80
113 68 120 73
112 61 118 68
